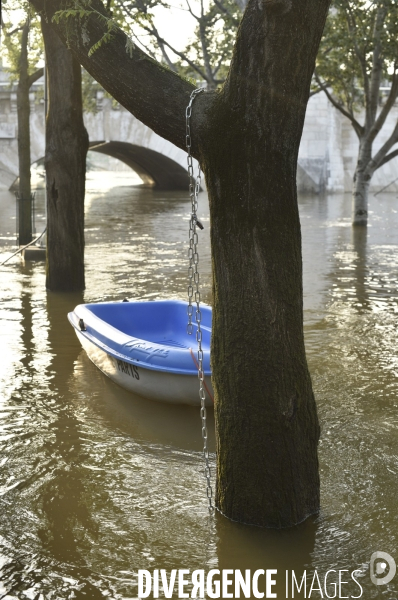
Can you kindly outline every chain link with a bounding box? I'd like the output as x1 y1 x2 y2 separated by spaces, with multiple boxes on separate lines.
186 88 214 513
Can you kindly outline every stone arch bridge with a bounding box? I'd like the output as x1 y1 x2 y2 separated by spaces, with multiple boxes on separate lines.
0 81 193 191
1 70 397 193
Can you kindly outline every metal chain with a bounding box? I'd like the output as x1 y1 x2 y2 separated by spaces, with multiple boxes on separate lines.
186 88 204 336
186 88 214 513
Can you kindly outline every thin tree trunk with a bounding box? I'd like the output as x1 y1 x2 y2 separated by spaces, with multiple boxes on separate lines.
41 20 89 291
352 171 371 226
17 22 32 245
352 141 372 226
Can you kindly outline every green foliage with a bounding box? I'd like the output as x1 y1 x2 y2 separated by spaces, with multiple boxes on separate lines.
52 3 118 56
177 0 240 84
87 29 114 56
1 0 107 113
315 0 398 112
51 0 242 87
110 0 242 87
1 1 43 83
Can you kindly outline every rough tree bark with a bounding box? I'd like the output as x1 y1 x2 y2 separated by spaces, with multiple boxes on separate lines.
30 0 330 527
41 20 89 291
16 20 43 245
202 0 326 527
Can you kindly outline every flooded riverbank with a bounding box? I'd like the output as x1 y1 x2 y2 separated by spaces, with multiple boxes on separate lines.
1 182 398 599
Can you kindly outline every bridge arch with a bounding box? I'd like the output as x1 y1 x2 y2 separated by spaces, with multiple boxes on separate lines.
9 142 192 192
89 141 189 190
0 85 197 191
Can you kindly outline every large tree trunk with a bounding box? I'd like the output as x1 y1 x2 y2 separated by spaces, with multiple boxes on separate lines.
30 0 329 527
41 21 89 291
17 22 33 245
352 141 373 226
201 0 322 527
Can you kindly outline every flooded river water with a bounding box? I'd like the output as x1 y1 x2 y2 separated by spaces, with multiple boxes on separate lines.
0 174 398 599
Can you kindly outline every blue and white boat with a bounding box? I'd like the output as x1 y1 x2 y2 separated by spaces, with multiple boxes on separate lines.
68 299 213 405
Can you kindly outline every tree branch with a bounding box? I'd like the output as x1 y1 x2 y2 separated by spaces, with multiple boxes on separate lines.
314 71 364 137
185 0 200 21
157 41 178 73
139 21 180 73
28 67 44 87
199 22 216 87
368 67 398 146
142 23 209 81
212 50 227 79
309 74 331 97
367 5 387 125
5 25 25 36
19 20 30 77
369 119 398 172
27 0 206 155
212 0 240 26
343 0 370 110
376 147 398 170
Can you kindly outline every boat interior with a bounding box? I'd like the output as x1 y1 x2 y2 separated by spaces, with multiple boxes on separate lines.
86 300 212 349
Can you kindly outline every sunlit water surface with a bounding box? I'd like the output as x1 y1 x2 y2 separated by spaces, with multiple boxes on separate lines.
1 178 398 599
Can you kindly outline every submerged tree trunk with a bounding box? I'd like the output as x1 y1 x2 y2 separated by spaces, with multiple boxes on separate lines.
352 142 373 226
352 171 371 227
16 21 43 245
201 0 322 526
17 22 33 245
30 0 329 527
41 20 89 291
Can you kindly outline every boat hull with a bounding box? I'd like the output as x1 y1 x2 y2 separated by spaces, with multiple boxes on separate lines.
76 330 213 405
68 300 213 406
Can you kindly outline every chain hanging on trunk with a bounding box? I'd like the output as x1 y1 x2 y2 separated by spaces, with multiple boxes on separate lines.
186 88 214 513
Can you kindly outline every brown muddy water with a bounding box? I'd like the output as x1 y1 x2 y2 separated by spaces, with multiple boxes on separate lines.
1 175 398 600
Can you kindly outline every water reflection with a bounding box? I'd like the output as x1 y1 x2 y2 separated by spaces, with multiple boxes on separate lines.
1 186 398 598
75 366 216 452
39 292 93 565
350 226 368 310
215 515 317 598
